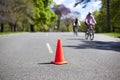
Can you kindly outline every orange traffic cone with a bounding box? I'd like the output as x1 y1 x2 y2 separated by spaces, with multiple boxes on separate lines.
52 39 68 65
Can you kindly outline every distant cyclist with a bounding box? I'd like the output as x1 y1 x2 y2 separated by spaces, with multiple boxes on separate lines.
73 18 80 33
85 12 96 30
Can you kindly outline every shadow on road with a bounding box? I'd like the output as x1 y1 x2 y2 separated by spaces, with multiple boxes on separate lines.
63 40 120 52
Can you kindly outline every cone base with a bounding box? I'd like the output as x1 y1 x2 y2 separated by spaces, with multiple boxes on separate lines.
51 61 68 65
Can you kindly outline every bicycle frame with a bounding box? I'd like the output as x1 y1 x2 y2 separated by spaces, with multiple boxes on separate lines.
73 25 78 36
85 24 94 40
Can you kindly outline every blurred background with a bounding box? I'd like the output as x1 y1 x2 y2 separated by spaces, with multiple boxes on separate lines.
0 0 120 33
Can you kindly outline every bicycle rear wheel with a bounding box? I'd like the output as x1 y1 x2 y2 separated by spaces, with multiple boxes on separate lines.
75 27 78 36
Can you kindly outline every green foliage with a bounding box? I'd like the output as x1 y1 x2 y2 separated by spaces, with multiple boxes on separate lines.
3 23 10 32
75 0 120 33
60 26 67 32
92 10 105 33
69 25 73 32
79 21 86 32
111 0 120 32
33 0 57 27
93 0 120 33
0 0 57 32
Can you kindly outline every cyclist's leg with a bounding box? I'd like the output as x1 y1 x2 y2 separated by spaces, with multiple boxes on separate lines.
74 26 77 33
75 26 78 36
91 23 95 29
85 26 89 40
86 25 90 33
90 24 94 40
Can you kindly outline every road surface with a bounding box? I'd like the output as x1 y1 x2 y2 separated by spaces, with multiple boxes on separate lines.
0 32 120 80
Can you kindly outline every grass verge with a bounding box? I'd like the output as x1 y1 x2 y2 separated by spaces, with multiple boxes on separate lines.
103 33 120 38
0 32 25 36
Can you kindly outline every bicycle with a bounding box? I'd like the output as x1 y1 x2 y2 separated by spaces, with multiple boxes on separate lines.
74 26 78 36
85 24 94 40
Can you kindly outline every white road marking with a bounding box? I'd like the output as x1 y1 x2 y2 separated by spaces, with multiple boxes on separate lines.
46 43 53 53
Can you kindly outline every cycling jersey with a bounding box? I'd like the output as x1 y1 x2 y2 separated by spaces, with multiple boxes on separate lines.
85 15 96 25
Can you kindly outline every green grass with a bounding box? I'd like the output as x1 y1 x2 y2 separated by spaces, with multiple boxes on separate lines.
103 33 120 38
0 32 25 36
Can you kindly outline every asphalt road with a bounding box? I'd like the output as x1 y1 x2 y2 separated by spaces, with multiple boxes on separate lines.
0 32 120 80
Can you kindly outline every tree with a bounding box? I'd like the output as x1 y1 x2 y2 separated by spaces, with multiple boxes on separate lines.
54 4 71 30
107 0 110 32
32 0 57 32
110 0 120 32
74 0 111 32
0 0 11 32
0 0 35 32
0 0 57 32
74 0 91 7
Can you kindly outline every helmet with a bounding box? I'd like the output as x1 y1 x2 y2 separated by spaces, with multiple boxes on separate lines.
88 12 91 15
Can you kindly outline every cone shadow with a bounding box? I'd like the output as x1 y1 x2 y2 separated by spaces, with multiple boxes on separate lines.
38 62 52 65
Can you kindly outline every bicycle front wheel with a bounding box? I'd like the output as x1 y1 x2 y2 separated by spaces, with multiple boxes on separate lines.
85 32 89 40
90 30 94 40
75 27 78 36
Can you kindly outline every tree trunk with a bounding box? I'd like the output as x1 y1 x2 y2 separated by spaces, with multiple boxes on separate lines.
57 15 61 31
67 26 69 31
0 23 4 32
14 23 17 32
30 24 35 32
22 24 25 31
9 23 13 32
107 0 111 32
112 26 115 32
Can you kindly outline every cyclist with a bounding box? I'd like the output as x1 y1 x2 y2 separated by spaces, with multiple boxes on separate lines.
85 12 96 31
73 18 80 33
